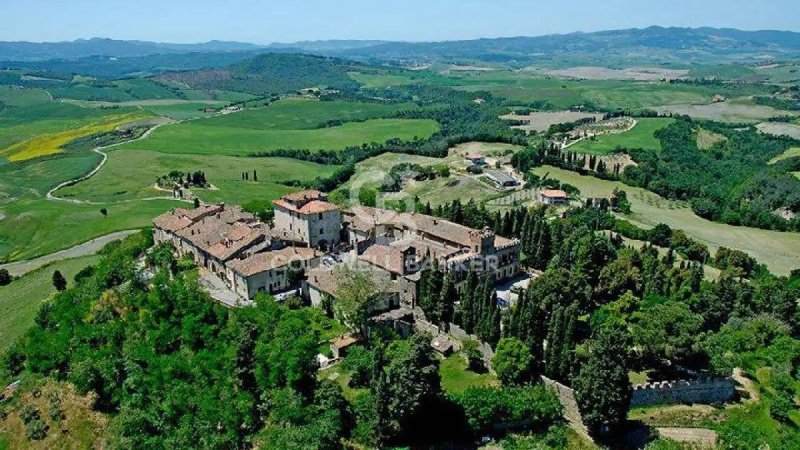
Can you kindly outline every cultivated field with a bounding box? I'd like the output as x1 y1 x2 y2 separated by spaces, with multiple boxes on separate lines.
531 166 800 275
0 254 100 351
59 150 340 205
117 99 438 156
449 71 773 110
568 118 674 154
757 122 800 139
655 101 798 122
501 111 605 133
545 66 689 81
0 111 155 162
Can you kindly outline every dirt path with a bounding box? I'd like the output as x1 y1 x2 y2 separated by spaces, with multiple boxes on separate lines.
46 121 172 203
657 427 717 447
0 230 139 277
732 368 760 403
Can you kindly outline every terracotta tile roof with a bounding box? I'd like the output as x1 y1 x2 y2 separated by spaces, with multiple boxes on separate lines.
206 224 265 261
299 200 340 214
176 207 259 258
153 209 193 232
228 247 320 277
273 198 340 215
540 189 567 198
359 245 407 275
344 207 490 249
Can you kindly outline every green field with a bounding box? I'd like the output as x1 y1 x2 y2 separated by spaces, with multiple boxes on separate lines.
117 99 439 156
569 118 674 154
0 254 100 351
0 151 102 200
769 147 800 164
531 166 800 275
0 198 180 262
58 150 340 205
446 71 772 110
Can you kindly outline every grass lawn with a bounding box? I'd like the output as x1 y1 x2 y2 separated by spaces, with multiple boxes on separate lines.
318 365 366 404
59 149 340 204
0 198 180 262
439 354 499 394
568 118 674 154
530 166 800 276
0 254 100 351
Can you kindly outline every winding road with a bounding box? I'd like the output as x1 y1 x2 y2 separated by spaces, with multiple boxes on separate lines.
46 120 174 203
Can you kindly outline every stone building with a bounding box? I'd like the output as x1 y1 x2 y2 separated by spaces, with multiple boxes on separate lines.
273 190 341 249
225 246 321 299
342 206 521 294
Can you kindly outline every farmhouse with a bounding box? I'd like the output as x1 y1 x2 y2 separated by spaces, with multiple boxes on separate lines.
484 169 519 188
464 154 486 166
538 189 568 205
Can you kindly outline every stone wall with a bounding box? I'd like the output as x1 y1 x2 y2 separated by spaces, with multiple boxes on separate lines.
412 312 495 361
630 377 736 407
540 376 589 439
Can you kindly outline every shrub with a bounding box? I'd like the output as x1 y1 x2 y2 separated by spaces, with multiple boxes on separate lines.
453 385 562 433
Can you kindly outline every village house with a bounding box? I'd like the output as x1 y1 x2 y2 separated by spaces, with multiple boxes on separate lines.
303 261 401 313
272 190 342 249
225 246 321 299
342 206 521 294
538 189 568 205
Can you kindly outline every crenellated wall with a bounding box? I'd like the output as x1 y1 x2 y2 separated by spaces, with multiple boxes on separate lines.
630 377 735 407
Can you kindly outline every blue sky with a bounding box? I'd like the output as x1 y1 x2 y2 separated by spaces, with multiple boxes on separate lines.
3 0 799 43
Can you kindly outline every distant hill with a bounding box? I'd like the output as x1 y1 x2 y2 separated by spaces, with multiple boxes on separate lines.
154 53 363 95
266 40 390 52
0 37 263 61
327 27 800 66
4 27 800 73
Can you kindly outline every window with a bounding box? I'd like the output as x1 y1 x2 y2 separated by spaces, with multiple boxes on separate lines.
318 213 323 219
319 228 324 235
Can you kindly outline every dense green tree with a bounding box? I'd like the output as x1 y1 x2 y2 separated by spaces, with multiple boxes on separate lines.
573 324 632 436
492 337 533 386
51 270 67 291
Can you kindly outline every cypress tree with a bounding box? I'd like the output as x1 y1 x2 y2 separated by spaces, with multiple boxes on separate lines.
545 305 565 379
461 271 478 333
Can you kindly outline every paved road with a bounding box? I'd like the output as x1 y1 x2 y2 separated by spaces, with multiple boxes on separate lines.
0 230 139 277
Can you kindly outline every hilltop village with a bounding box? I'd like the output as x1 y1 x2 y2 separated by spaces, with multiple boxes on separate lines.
153 190 522 329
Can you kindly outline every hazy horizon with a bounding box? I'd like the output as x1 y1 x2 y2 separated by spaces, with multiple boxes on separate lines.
2 0 799 44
